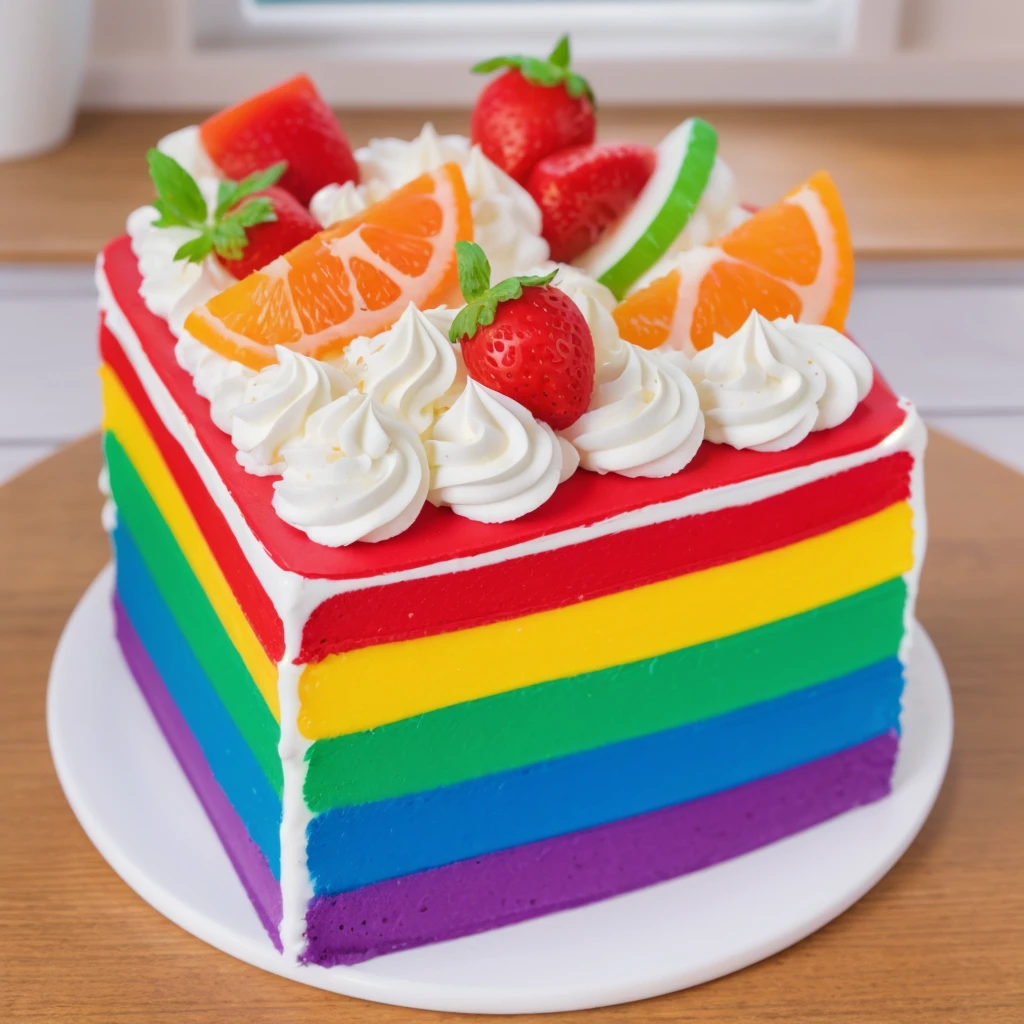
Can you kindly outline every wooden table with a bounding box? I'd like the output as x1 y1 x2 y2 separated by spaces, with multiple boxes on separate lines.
1 107 1023 263
2 429 1022 1023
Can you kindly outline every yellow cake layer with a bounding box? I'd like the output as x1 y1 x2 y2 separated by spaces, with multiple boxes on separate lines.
299 501 914 739
101 366 280 718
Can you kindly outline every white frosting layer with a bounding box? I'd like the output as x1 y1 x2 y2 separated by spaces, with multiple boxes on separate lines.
273 392 429 546
341 305 457 436
561 294 705 477
426 380 574 523
686 311 873 452
231 347 352 476
175 332 255 433
310 123 549 281
126 176 234 337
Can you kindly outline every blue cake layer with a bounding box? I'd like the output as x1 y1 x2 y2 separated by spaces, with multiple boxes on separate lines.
113 521 283 875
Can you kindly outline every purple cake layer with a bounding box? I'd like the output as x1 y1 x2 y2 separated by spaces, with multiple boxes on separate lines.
114 596 284 949
303 731 898 966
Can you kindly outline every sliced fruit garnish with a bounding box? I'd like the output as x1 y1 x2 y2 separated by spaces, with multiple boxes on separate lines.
200 74 358 206
184 164 474 369
614 170 854 355
577 118 718 300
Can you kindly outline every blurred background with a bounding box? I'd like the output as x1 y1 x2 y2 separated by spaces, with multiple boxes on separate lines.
0 0 1021 483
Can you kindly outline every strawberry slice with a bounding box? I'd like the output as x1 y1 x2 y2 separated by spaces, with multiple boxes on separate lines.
470 35 595 185
527 143 657 263
200 74 358 205
219 185 320 280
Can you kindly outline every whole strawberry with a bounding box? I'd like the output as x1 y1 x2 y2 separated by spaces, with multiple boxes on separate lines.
527 143 657 262
449 241 595 430
144 150 319 279
470 35 595 186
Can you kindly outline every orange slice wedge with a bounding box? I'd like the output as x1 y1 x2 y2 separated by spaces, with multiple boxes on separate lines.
613 170 853 355
184 163 473 369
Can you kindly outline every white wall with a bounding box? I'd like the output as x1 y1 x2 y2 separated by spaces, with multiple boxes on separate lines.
82 0 1024 108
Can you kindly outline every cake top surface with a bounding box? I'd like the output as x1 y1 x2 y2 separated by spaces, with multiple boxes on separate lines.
103 234 906 581
102 37 915 574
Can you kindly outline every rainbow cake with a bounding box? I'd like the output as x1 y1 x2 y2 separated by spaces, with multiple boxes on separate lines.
96 40 926 968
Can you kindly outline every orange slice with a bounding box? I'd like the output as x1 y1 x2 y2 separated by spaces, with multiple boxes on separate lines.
184 163 473 369
614 170 853 355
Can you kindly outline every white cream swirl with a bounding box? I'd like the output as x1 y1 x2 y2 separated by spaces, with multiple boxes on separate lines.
155 125 218 182
561 295 704 477
231 346 352 476
341 305 458 436
533 262 618 314
426 380 576 523
127 176 234 336
773 317 874 429
273 392 429 546
685 312 828 452
175 331 255 433
310 123 549 280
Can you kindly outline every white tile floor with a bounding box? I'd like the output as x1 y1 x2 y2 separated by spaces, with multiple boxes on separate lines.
0 262 1021 486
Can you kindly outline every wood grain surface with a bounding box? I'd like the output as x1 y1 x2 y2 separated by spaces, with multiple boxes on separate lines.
1 107 1023 263
1 430 1022 1023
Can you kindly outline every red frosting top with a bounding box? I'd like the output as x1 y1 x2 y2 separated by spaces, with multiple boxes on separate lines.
103 235 907 581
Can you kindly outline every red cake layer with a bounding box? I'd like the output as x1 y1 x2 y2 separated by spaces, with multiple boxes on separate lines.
101 319 286 663
103 235 908 583
299 453 912 662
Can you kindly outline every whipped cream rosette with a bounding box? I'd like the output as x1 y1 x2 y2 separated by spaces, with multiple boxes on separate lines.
426 379 577 524
273 392 429 546
231 346 353 476
560 292 705 478
341 305 459 436
686 311 871 452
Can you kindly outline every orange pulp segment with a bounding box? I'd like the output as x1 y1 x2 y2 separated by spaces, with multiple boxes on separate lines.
614 170 854 355
184 163 474 369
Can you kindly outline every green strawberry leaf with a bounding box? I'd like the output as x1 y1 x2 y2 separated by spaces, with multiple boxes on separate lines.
232 196 278 229
548 35 571 70
470 55 520 75
214 161 287 219
147 149 208 227
146 146 289 269
450 247 557 343
469 34 594 105
173 235 215 264
455 241 492 303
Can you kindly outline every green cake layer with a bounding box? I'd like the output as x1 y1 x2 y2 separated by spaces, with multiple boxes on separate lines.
304 577 907 812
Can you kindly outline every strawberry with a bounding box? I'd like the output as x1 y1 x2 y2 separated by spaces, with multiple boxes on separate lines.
449 241 595 430
219 186 319 279
200 74 358 205
470 35 595 185
144 150 318 279
527 143 657 263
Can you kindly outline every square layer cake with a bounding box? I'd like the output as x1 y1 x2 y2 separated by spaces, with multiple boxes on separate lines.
98 233 925 966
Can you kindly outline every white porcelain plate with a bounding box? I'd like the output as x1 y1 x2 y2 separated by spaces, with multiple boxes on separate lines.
48 566 953 1015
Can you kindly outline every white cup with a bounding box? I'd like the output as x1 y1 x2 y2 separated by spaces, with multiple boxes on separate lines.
0 0 93 161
